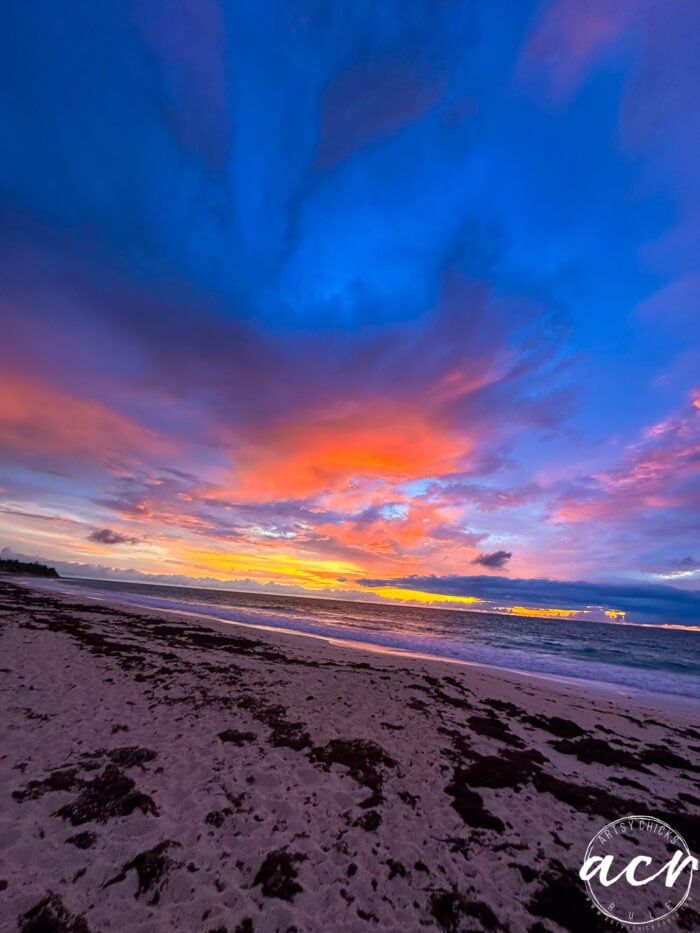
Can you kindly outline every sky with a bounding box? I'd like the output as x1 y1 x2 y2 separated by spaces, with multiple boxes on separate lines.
0 0 699 625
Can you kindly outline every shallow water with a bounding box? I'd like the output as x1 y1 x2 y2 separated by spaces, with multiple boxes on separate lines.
52 577 700 701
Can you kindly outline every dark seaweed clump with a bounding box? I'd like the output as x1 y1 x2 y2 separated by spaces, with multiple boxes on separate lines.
430 889 501 931
13 769 80 803
19 892 90 933
104 840 181 905
444 771 505 832
311 739 396 807
218 729 256 745
55 765 157 825
253 850 307 901
528 859 607 932
65 832 97 850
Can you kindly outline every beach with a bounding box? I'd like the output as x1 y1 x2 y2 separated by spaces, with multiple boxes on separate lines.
1 579 698 932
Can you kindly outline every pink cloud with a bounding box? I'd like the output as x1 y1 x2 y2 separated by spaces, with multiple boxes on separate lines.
553 397 700 525
518 0 637 102
0 375 175 470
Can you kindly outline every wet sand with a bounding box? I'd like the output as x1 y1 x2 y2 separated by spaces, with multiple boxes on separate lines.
1 579 698 932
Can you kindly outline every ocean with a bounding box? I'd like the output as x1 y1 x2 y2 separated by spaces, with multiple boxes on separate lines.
47 577 700 702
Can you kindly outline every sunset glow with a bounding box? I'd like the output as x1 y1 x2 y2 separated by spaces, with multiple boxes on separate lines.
0 1 698 627
2 10 699 933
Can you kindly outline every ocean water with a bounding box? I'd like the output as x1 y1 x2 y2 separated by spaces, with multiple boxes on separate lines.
47 577 700 702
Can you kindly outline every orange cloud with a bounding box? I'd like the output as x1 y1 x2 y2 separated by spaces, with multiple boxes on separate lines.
309 498 477 574
231 405 470 500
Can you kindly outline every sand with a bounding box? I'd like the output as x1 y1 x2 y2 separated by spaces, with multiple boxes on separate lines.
0 579 698 932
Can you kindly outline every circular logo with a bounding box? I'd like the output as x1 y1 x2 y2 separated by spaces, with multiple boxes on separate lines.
580 816 698 927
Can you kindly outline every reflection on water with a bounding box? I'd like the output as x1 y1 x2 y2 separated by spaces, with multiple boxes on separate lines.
55 578 700 700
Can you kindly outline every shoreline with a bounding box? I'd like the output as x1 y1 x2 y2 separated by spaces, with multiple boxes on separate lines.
1 578 698 932
28 575 700 720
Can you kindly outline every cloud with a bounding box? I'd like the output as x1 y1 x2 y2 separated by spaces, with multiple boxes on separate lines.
132 0 230 171
652 556 700 580
550 398 700 555
669 556 700 571
315 57 442 170
518 0 636 102
358 572 700 626
472 550 512 569
0 373 175 471
87 529 140 546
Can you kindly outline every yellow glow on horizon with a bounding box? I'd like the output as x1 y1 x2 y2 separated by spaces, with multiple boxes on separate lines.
180 547 362 587
507 605 580 619
89 540 628 621
174 550 487 606
363 586 481 606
